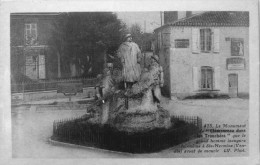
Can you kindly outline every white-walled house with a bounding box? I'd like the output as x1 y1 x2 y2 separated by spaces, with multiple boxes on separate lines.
154 11 249 99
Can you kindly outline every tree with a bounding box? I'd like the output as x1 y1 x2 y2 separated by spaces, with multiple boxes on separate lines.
129 23 143 50
49 12 127 78
129 23 155 52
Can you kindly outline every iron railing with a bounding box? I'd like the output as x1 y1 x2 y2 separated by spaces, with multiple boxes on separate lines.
52 115 202 153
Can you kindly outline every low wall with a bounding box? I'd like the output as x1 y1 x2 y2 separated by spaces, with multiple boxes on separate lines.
11 87 96 102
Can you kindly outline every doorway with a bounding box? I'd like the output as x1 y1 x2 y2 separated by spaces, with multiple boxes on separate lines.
228 74 238 98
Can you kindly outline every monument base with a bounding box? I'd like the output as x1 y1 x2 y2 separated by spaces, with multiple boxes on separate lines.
113 106 171 132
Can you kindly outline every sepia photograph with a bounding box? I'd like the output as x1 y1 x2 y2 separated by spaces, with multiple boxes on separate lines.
10 10 250 158
0 0 259 164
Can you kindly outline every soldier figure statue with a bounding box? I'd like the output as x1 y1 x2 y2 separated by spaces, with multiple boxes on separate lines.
149 54 164 103
117 34 142 88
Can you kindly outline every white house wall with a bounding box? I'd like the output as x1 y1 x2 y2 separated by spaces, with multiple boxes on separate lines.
164 26 249 99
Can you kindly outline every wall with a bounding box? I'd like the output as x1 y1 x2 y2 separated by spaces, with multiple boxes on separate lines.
11 14 57 46
11 18 25 46
159 26 249 99
11 87 96 103
11 14 58 80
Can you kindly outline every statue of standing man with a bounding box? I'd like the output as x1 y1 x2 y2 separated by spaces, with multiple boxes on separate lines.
117 34 142 88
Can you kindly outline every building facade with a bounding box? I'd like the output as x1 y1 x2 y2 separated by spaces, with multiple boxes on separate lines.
155 11 249 99
11 13 59 81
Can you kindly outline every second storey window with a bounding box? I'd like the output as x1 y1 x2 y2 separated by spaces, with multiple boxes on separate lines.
192 28 219 53
200 28 212 52
25 23 37 45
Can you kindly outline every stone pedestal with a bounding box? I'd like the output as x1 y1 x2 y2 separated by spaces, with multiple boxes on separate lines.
112 106 171 132
88 89 172 132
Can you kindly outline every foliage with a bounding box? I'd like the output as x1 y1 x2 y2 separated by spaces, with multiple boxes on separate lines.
129 23 155 51
129 23 143 49
49 12 127 78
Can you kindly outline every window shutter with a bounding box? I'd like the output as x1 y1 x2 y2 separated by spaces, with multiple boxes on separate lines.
192 28 200 53
193 67 199 91
39 55 46 79
214 66 220 90
213 29 220 53
158 32 162 49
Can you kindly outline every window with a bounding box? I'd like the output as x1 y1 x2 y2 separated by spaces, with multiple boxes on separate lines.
192 28 219 53
200 29 212 52
201 66 213 90
175 39 189 48
25 23 37 45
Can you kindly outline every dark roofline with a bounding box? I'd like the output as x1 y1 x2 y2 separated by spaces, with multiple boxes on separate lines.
154 12 206 32
154 11 249 32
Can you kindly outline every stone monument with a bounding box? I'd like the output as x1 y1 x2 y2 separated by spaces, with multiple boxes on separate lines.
87 54 171 133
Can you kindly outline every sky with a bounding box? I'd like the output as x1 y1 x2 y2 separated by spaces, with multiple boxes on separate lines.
116 12 161 33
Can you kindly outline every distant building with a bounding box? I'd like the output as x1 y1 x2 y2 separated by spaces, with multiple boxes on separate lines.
11 13 59 81
154 11 249 99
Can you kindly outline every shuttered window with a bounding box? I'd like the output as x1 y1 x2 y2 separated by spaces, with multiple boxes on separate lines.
192 28 220 53
201 66 213 90
200 29 212 52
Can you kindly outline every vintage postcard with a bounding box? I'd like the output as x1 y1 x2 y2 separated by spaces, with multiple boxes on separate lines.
0 0 259 165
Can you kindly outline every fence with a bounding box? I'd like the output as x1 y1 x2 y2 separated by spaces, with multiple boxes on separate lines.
52 115 202 153
172 115 203 130
11 77 100 93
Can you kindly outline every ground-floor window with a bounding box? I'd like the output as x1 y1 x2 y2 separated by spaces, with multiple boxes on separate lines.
201 66 213 89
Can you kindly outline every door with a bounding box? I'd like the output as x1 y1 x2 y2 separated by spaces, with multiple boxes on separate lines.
228 74 238 97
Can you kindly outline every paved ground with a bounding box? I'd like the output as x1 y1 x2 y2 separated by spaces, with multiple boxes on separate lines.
163 97 248 125
11 96 248 158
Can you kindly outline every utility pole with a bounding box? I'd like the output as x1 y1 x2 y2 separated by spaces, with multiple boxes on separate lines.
144 20 146 33
160 11 163 26
159 11 165 26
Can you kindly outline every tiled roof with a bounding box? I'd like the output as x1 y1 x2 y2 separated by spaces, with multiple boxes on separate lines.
155 11 249 31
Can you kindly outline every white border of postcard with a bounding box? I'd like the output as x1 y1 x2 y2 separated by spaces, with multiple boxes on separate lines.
0 0 259 165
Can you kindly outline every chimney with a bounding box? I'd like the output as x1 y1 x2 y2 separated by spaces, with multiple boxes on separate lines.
186 11 192 18
164 11 178 24
164 11 193 25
